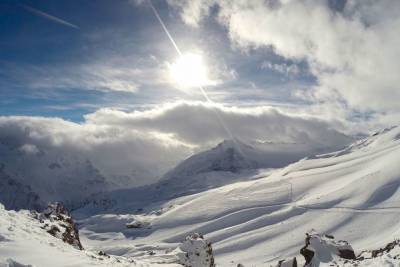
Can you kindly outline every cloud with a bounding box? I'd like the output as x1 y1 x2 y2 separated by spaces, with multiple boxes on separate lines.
0 101 353 187
167 0 400 119
21 4 79 30
85 101 351 148
0 55 170 94
167 0 215 27
261 61 301 78
0 115 193 187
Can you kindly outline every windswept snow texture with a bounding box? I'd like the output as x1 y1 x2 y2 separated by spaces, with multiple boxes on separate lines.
0 140 111 210
0 203 183 267
0 120 352 212
77 137 354 215
78 126 400 266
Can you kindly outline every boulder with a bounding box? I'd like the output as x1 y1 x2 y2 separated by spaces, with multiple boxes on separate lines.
176 233 215 267
300 232 355 266
38 202 83 250
277 257 297 267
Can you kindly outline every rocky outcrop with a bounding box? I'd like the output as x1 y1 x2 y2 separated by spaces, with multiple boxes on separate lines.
277 257 297 267
274 231 357 267
125 218 151 229
357 239 400 261
300 232 355 266
176 233 215 267
272 232 400 266
35 202 83 250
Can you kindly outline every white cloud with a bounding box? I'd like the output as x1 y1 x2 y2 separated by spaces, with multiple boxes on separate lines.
0 101 353 187
0 115 193 187
168 0 400 121
0 55 170 94
85 101 351 148
18 144 40 155
167 0 215 27
261 61 301 78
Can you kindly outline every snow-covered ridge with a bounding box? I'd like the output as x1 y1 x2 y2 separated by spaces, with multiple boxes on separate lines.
0 202 218 267
2 126 400 266
77 136 356 215
75 126 400 266
277 231 400 267
0 122 354 213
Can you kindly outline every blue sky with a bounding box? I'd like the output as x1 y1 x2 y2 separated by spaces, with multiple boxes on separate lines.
0 0 314 121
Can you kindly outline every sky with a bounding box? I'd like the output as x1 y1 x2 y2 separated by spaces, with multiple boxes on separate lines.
0 0 315 121
1 0 400 184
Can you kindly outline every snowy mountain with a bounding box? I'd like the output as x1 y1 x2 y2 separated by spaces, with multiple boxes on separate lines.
0 120 353 213
162 136 353 185
74 126 400 266
2 126 400 266
0 140 111 211
0 163 43 211
77 136 354 215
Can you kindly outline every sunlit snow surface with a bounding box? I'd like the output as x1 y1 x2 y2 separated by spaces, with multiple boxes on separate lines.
1 127 400 266
76 127 400 266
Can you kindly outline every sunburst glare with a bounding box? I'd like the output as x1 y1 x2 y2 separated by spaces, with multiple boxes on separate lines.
169 53 210 88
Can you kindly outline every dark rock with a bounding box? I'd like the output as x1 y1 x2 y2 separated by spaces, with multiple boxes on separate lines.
39 202 83 250
300 233 314 265
299 232 355 266
177 233 215 267
358 239 400 259
277 257 297 267
338 249 356 260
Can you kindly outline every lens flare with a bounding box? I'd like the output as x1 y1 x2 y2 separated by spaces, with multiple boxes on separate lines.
169 53 210 88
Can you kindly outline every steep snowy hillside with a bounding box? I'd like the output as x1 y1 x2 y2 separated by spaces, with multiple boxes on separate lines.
77 126 400 266
78 137 354 215
0 140 111 210
0 203 199 267
164 135 355 180
0 163 43 211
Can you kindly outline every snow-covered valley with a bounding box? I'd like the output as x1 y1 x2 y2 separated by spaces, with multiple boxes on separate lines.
1 126 400 266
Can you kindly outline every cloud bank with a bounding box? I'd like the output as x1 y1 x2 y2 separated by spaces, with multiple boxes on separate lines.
0 101 352 187
168 0 400 117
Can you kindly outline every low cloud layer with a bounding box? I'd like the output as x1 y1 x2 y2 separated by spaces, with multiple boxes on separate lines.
85 101 350 148
0 101 353 187
168 0 400 118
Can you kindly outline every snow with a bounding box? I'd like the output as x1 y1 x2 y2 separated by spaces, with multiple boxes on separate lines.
175 233 215 267
2 126 400 266
0 203 184 266
0 141 111 210
75 126 400 266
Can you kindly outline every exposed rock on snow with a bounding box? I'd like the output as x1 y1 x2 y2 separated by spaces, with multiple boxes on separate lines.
176 233 215 267
125 219 151 229
300 232 355 266
0 258 34 267
357 239 400 262
36 202 83 250
274 232 400 266
277 257 297 267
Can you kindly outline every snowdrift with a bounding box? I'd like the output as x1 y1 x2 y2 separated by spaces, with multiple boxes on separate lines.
78 126 400 266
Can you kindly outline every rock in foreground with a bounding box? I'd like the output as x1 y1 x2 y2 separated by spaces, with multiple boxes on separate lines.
176 233 215 267
35 202 83 250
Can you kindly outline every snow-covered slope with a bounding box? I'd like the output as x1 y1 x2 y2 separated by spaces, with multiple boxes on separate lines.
163 136 354 181
159 135 356 194
0 140 112 210
78 137 355 215
77 126 400 266
0 203 190 267
0 163 43 211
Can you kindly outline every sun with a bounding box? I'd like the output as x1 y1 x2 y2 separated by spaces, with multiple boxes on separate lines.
169 53 210 88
